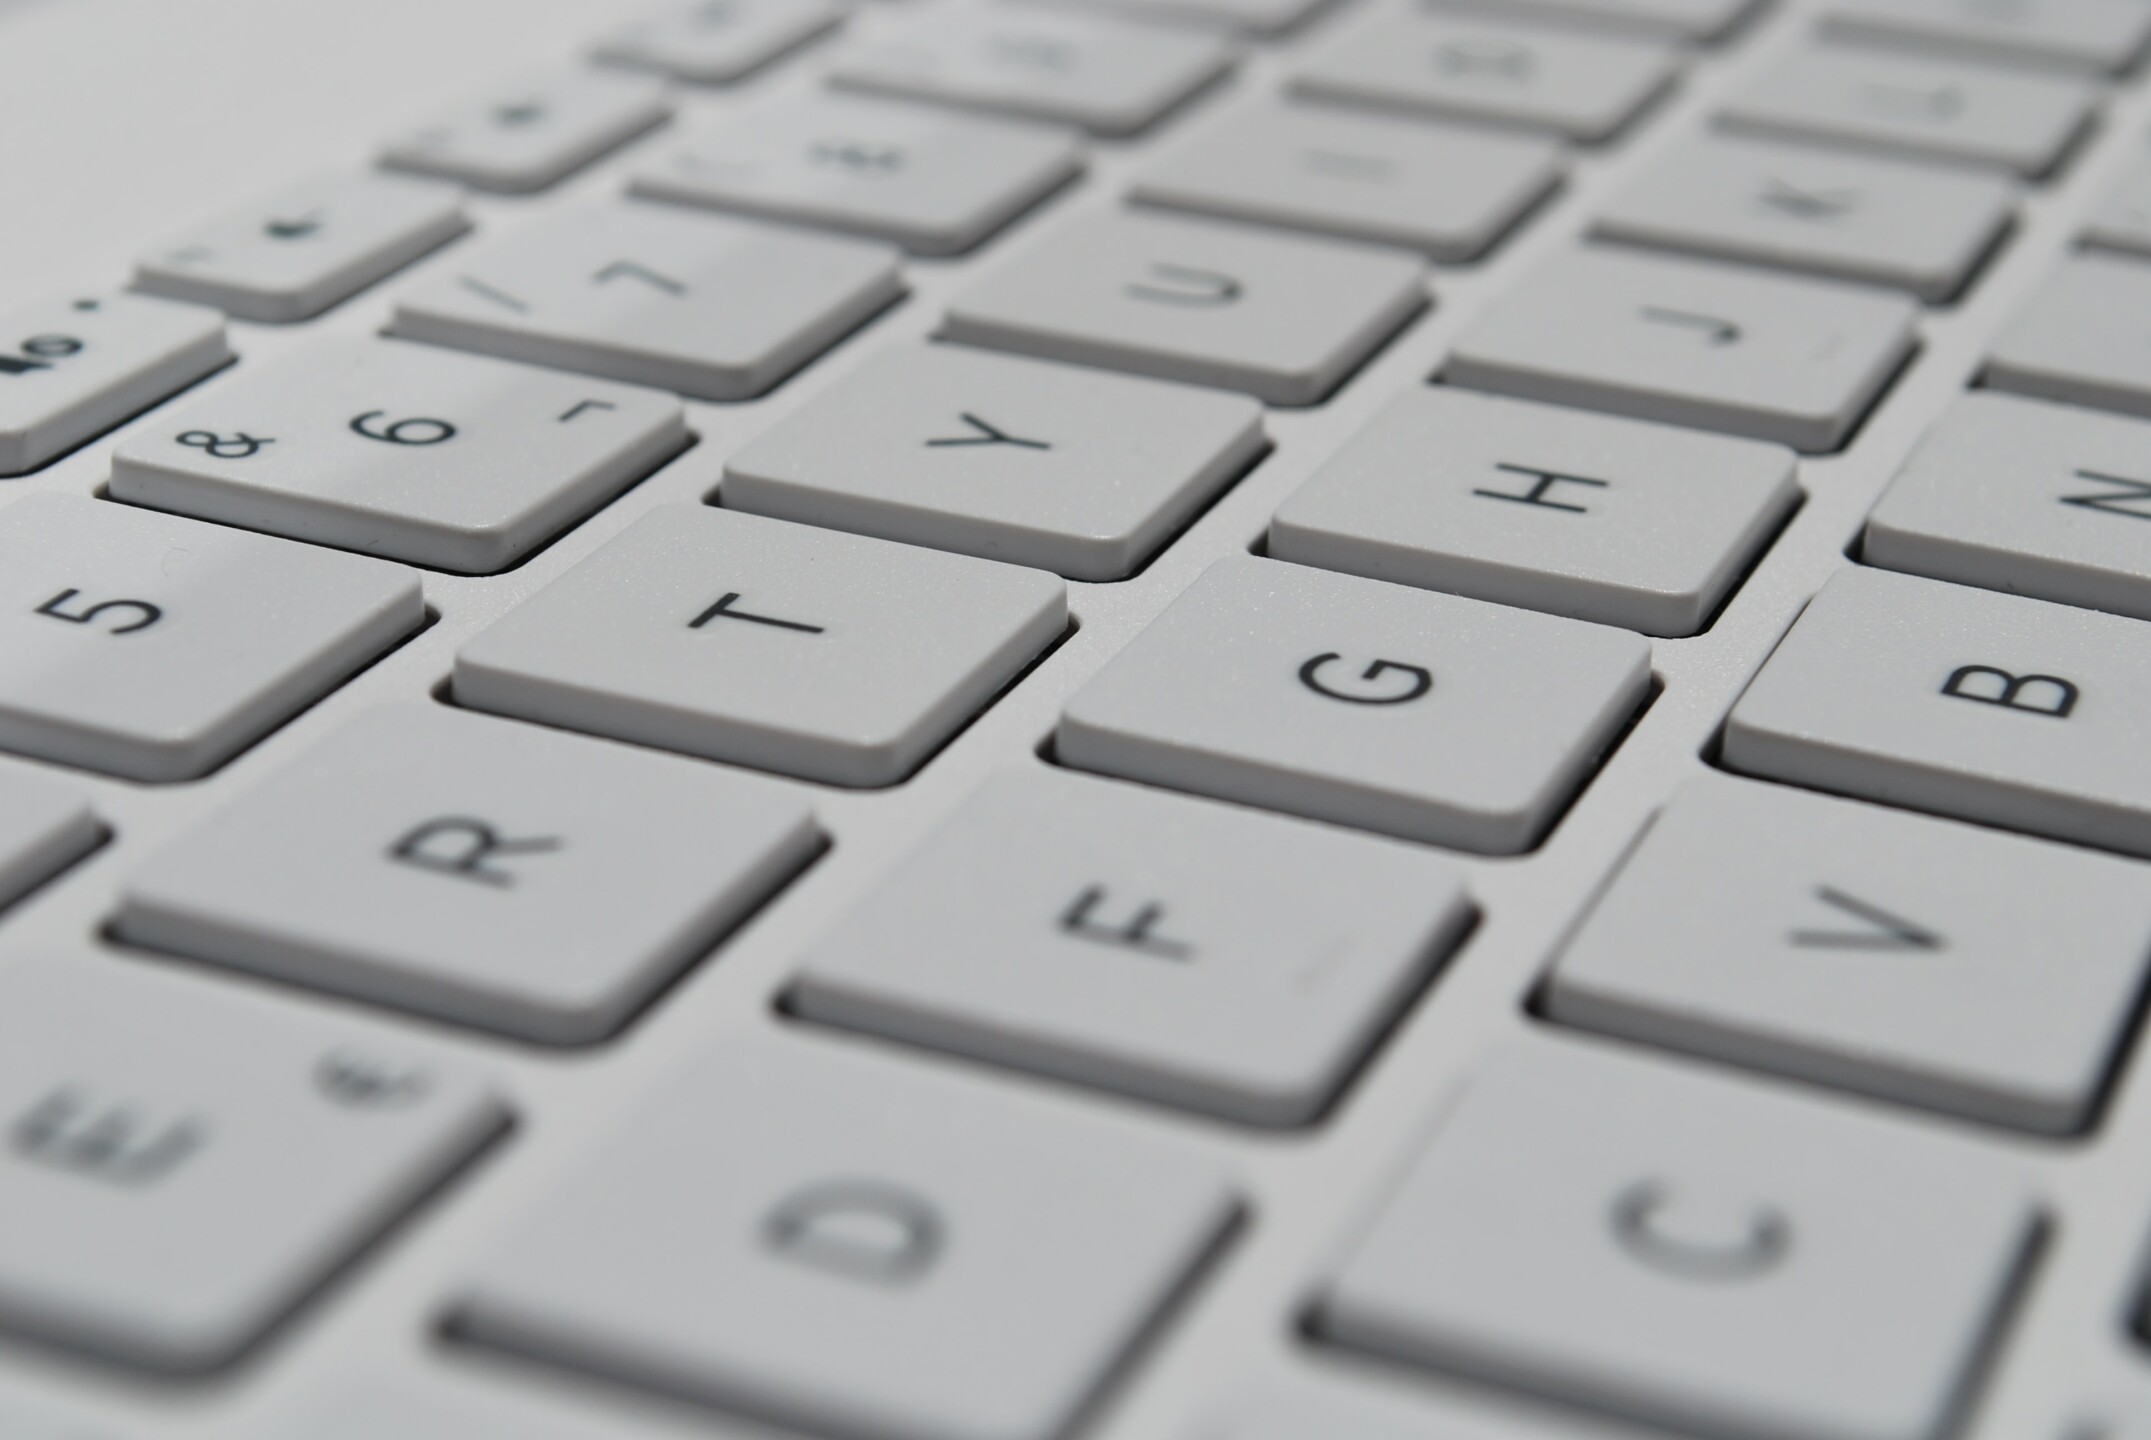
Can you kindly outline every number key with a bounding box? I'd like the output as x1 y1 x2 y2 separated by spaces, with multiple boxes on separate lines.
379 68 672 195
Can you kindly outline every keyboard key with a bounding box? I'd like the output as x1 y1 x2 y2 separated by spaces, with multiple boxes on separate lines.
1817 0 2151 77
1424 0 1762 43
0 290 228 478
1270 388 1798 636
388 203 903 401
0 763 98 912
0 1396 123 1440
0 495 421 782
455 504 1065 786
116 704 818 1044
1131 101 1564 262
942 211 1428 406
1548 775 2151 1133
1058 555 1649 850
2083 150 2151 258
132 172 469 325
792 768 1471 1125
109 337 686 574
1592 132 2016 303
592 0 846 84
1287 10 1682 144
1210 1382 1597 1440
266 1379 717 1440
380 68 672 195
0 955 504 1372
452 1035 1236 1440
1015 0 1331 37
1717 46 2097 180
722 343 1264 580
631 92 1083 257
1986 253 2151 419
829 4 1234 138
1724 565 2151 856
1444 247 1917 452
1865 392 2151 620
1316 1040 2036 1440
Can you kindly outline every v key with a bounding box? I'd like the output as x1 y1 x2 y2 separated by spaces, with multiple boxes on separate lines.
1789 885 1945 952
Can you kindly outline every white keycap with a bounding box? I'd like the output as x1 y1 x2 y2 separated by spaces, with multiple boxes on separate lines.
1424 0 1761 43
108 337 687 574
455 504 1066 786
942 210 1428 406
116 705 819 1045
631 92 1084 257
592 0 846 84
2083 150 2151 258
1592 132 2016 303
388 203 903 401
0 1395 126 1440
132 172 469 324
1553 774 2151 1134
0 763 98 912
1446 247 1917 452
1131 101 1564 262
1013 0 1330 38
1866 392 2151 621
1717 46 2097 180
829 4 1235 138
1270 388 1798 636
0 290 228 477
0 495 421 782
1288 9 1682 144
454 1035 1237 1440
1986 253 2151 419
1058 555 1649 850
1318 1040 2037 1440
380 68 673 195
724 344 1262 580
1724 565 2151 856
793 768 1471 1125
1817 0 2151 77
0 955 504 1372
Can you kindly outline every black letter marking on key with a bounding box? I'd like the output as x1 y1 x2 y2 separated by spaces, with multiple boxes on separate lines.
594 259 687 296
315 1049 433 1110
458 275 531 313
1058 884 1193 960
1640 306 1742 346
1472 463 1610 514
11 1088 206 1188
1299 653 1433 706
351 411 457 446
925 412 1052 451
36 589 162 635
690 592 827 635
1608 1179 1791 1282
177 429 274 460
558 399 619 423
2061 467 2151 521
763 1178 946 1286
389 817 562 888
1941 664 2079 719
1126 264 1243 308
1755 176 1862 223
1789 885 1945 952
811 138 906 171
1433 37 1533 80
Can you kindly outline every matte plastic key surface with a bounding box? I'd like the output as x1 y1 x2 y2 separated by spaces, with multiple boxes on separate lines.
1985 254 2151 419
1423 0 1761 42
1816 0 2151 77
0 290 228 477
593 0 846 84
380 67 673 194
0 762 98 912
2083 150 2151 258
1012 0 1331 37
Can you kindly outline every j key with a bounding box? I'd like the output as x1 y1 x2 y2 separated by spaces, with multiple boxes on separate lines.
1288 9 1682 144
1423 0 1762 43
380 67 673 195
942 210 1429 406
0 955 504 1372
109 337 687 574
1723 566 2151 857
1547 775 2151 1133
829 4 1235 138
1592 132 2017 303
631 92 1084 257
1012 0 1330 38
1058 555 1649 851
0 763 98 913
1816 0 2151 77
723 342 1264 580
592 0 846 85
0 495 421 782
1716 46 2098 180
791 768 1471 1125
2083 150 2151 258
1317 1040 2037 1440
1865 391 2151 621
450 1036 1237 1440
1444 247 1918 452
1986 253 2151 420
388 203 903 401
1270 387 1798 636
454 504 1066 787
117 705 818 1044
1131 101 1565 262
0 290 228 477
132 171 469 324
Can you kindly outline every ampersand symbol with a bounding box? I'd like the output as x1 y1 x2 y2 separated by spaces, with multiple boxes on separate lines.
177 430 274 460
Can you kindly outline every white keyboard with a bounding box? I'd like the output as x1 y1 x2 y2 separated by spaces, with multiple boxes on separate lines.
6 0 2151 1435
